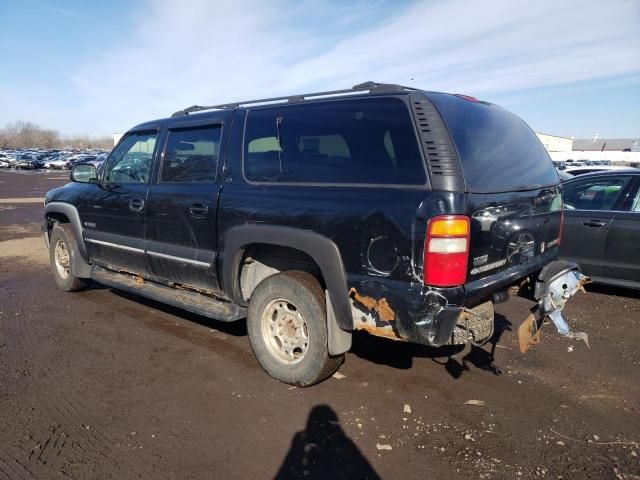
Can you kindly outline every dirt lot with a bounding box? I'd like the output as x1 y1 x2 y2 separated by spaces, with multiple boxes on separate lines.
1 169 639 480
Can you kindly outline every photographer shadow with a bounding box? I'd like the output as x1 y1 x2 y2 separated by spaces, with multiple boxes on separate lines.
274 405 380 480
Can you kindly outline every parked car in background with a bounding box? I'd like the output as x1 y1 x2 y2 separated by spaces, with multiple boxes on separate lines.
80 154 108 172
16 159 42 169
45 156 72 170
557 169 573 181
560 170 640 289
0 148 108 170
15 153 45 169
42 155 61 168
73 155 97 165
1 152 18 165
565 165 637 176
553 160 567 170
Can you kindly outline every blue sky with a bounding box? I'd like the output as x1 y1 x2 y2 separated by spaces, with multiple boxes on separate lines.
1 0 638 138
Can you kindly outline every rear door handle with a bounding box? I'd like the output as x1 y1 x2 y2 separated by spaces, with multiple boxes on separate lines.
583 220 606 227
129 197 145 212
189 203 209 218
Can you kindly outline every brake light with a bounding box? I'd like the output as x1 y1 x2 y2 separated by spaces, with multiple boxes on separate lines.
424 215 470 287
454 94 479 103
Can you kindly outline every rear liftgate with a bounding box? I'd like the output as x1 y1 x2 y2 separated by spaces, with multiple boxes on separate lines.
517 261 590 353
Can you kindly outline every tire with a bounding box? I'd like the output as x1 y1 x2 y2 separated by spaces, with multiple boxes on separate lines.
247 271 343 386
49 223 88 292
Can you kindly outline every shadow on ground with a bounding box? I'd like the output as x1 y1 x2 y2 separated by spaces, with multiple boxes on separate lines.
108 287 248 337
350 313 513 379
274 405 380 480
96 279 520 378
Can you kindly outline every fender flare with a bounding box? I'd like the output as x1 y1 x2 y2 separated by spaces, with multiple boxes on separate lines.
221 225 353 333
44 202 92 278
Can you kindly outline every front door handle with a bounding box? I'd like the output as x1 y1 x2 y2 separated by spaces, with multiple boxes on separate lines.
583 220 606 227
189 203 209 218
129 197 145 212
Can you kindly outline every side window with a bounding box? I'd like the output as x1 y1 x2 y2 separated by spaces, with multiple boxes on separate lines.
631 184 640 212
243 98 425 185
563 176 633 211
104 132 157 184
160 125 221 183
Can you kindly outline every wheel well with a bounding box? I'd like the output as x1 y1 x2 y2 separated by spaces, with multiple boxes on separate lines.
45 212 70 236
239 244 323 301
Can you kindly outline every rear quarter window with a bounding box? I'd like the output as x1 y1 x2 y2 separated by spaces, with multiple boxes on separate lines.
427 93 559 193
243 97 426 185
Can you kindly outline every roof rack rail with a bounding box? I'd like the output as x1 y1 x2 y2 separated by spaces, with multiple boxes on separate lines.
171 81 415 117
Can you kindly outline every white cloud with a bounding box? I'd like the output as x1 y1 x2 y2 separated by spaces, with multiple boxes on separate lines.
13 0 640 134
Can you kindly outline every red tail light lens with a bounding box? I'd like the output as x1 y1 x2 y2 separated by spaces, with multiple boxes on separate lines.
424 215 470 287
454 94 479 103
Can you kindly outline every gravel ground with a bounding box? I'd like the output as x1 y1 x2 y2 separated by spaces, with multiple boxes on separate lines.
1 169 639 480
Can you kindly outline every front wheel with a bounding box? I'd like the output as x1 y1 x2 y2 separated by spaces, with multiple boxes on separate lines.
49 223 88 292
247 271 343 386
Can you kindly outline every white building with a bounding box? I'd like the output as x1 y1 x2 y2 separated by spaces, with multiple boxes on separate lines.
547 134 640 165
536 133 573 152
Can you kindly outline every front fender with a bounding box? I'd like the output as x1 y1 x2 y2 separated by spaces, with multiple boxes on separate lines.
44 202 92 278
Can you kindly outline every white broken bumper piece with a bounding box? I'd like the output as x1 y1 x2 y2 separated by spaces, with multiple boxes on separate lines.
518 261 590 353
543 271 590 346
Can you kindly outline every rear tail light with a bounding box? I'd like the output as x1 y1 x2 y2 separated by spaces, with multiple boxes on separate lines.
424 215 470 287
454 94 479 103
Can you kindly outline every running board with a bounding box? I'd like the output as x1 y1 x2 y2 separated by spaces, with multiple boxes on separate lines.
91 266 246 322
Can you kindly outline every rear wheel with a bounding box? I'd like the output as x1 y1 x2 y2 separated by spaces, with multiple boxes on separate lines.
247 271 343 386
49 223 88 292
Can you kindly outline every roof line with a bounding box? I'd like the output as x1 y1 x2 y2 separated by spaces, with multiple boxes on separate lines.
170 81 416 117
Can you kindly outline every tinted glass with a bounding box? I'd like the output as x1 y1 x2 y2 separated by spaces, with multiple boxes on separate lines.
563 176 633 211
243 98 425 185
104 132 157 183
428 93 559 193
161 125 221 183
632 185 640 212
567 168 601 176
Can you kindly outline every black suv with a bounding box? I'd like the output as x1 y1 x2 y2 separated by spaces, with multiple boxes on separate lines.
43 82 570 386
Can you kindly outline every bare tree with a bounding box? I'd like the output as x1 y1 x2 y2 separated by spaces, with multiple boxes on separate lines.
0 121 112 150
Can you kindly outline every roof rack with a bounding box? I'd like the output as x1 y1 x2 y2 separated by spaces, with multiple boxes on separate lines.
171 81 415 117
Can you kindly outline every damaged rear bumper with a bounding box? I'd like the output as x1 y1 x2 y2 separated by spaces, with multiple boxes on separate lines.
349 260 589 350
349 282 464 346
349 282 492 348
517 260 590 352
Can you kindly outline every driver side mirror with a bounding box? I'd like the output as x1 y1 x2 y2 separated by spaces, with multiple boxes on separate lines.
71 164 98 183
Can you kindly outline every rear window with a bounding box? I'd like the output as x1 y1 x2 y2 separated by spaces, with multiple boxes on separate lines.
243 97 426 185
427 93 559 193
